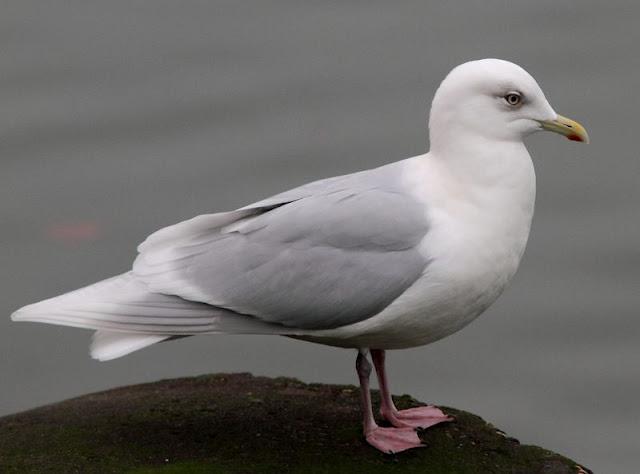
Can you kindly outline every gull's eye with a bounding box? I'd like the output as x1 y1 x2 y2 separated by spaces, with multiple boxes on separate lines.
504 92 522 106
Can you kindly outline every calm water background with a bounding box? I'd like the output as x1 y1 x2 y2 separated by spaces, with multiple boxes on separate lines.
1 2 638 472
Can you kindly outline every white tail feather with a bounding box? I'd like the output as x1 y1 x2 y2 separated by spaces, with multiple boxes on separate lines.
90 331 170 361
11 272 298 359
11 272 220 333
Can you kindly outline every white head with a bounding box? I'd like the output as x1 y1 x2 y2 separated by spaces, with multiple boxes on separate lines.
429 59 588 152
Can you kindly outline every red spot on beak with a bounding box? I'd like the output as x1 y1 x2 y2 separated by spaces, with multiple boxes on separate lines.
568 134 584 142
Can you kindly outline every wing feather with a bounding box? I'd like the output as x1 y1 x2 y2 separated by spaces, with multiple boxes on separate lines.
133 161 429 330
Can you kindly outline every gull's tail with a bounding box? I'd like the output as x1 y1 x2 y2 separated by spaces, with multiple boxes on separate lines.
11 272 292 361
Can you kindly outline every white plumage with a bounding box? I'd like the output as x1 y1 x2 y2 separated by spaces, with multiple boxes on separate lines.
12 58 587 363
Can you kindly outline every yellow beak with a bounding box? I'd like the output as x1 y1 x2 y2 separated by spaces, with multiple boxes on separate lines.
538 115 589 144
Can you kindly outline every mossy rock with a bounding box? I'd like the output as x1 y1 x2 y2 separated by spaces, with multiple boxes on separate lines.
0 373 590 473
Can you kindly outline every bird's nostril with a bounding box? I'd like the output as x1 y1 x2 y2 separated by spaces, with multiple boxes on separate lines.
566 124 573 128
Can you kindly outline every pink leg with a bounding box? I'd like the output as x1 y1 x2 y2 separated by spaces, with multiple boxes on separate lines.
371 349 453 429
356 350 423 453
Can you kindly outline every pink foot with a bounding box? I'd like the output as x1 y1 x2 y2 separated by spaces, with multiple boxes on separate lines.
383 405 453 429
365 426 424 454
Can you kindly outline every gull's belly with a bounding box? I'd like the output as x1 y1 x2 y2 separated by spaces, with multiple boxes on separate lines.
370 226 527 348
308 221 528 349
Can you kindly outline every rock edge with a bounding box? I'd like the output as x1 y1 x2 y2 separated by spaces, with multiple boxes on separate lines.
0 373 590 473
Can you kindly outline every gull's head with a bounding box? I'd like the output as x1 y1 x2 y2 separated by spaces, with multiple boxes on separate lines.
429 59 589 151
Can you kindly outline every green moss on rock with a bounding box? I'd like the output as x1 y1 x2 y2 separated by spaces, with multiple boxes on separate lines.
0 373 589 473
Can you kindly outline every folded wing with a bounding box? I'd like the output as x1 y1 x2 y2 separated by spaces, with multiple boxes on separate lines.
133 162 430 330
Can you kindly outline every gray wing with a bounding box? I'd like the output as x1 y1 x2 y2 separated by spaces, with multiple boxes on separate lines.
133 162 429 330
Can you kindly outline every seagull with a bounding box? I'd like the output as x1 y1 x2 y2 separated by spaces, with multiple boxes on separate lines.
12 59 588 454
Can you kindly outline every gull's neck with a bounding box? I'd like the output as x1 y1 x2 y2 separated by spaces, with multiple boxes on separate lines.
427 135 534 194
410 136 537 233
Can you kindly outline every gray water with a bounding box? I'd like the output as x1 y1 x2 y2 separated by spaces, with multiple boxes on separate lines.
1 2 638 472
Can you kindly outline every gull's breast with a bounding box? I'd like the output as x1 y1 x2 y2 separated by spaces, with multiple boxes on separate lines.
306 151 536 350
